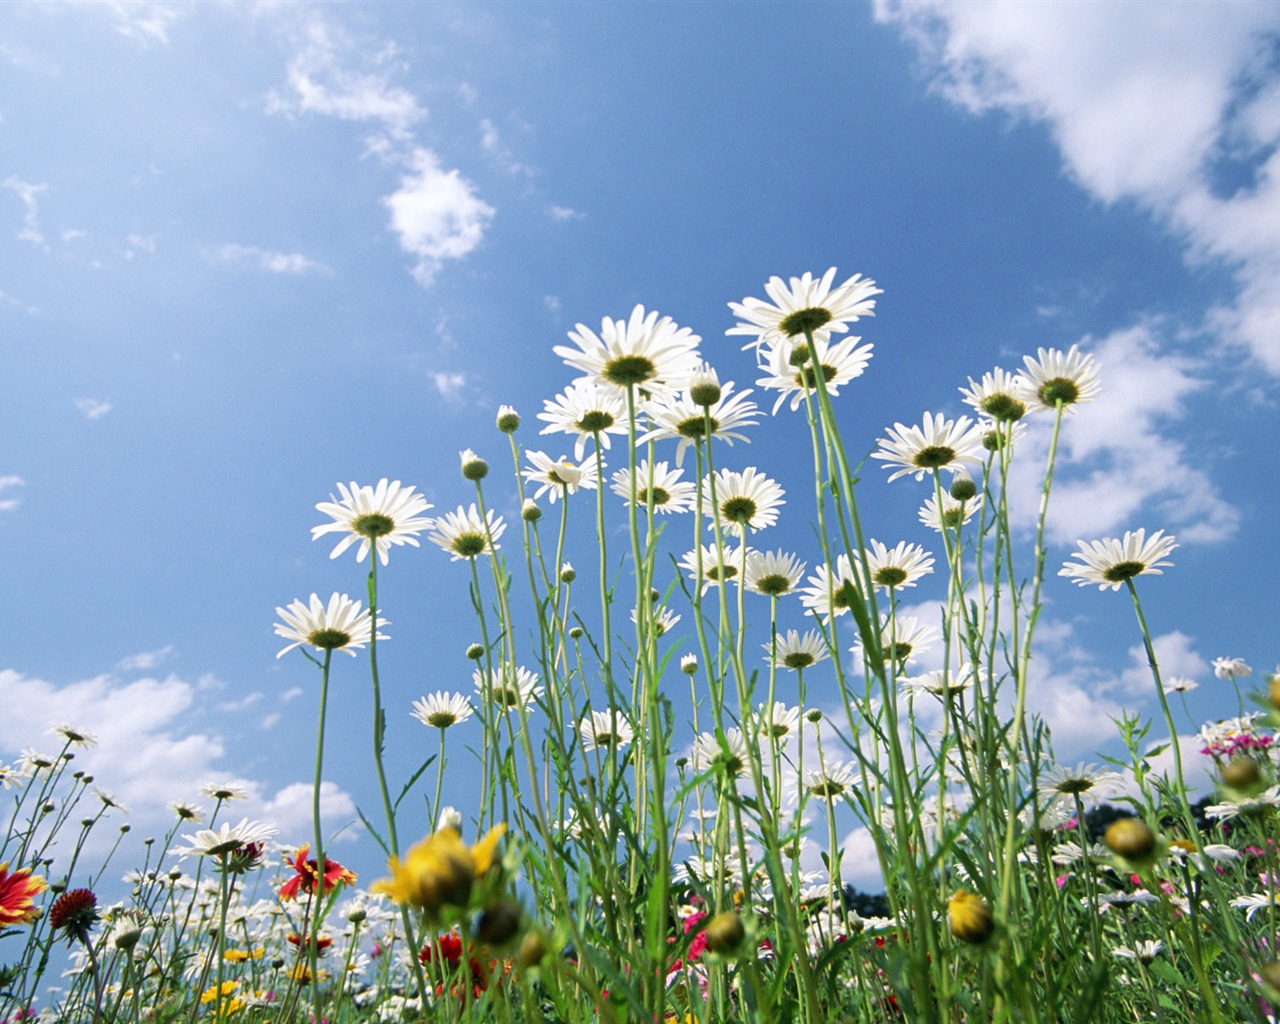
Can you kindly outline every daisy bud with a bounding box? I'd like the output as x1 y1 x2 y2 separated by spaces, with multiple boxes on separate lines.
568 626 584 639
518 929 549 967
1221 755 1265 795
111 918 143 951
496 405 520 433
688 364 723 407
806 708 823 723
438 806 463 831
981 429 1004 452
346 904 368 925
1104 817 1158 867
460 449 488 481
704 911 745 955
466 643 485 661
949 472 977 502
947 890 993 945
560 563 576 583
675 756 688 768
681 654 698 676
521 499 542 522
476 899 522 946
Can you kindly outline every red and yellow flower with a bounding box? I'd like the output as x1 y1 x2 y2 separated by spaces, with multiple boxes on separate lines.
0 862 48 928
278 844 356 901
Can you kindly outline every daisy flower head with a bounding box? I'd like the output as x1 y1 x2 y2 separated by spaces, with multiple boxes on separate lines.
1037 763 1126 807
1113 940 1163 965
428 504 506 560
1017 345 1101 413
765 628 831 671
473 664 543 711
631 605 681 637
312 479 434 566
553 304 701 398
691 728 748 779
200 781 249 802
756 332 874 414
1059 529 1177 591
872 412 986 482
639 378 759 467
798 555 861 620
705 466 785 535
578 710 635 752
274 592 387 659
610 459 696 514
411 692 474 730
522 450 598 503
852 614 941 667
806 760 857 799
901 668 972 698
743 549 806 597
172 818 278 859
959 367 1028 422
863 539 935 591
919 491 983 532
537 379 629 461
1165 676 1198 693
1213 657 1252 681
679 543 750 593
169 801 205 823
49 724 97 749
727 268 881 352
754 701 800 741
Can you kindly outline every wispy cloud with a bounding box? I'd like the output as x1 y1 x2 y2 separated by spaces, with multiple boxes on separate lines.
76 398 113 420
103 1 180 48
875 1 1280 374
384 147 494 287
209 243 332 276
3 177 48 247
0 476 24 512
432 370 467 401
116 645 175 671
548 205 583 222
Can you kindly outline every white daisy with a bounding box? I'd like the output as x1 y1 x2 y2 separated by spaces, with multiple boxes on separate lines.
473 664 543 710
631 605 681 637
959 367 1028 422
852 614 940 666
798 555 861 620
743 549 806 597
863 539 934 591
1017 345 1101 412
312 479 434 566
754 702 801 741
1164 676 1199 693
705 466 785 535
274 592 387 659
410 692 474 729
553 304 702 397
537 379 629 460
755 332 874 413
805 761 857 798
1205 786 1280 821
49 724 97 749
169 801 205 823
764 629 831 671
691 728 749 778
578 710 635 752
727 268 881 352
1112 939 1162 965
872 412 986 482
919 491 983 532
200 781 249 802
171 818 278 859
427 504 506 560
639 378 760 466
1212 656 1252 680
1037 762 1126 806
522 450 599 502
678 543 751 592
1059 529 1177 591
900 668 972 698
610 459 696 514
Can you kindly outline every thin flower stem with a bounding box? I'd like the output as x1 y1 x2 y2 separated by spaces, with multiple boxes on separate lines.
308 648 333 1024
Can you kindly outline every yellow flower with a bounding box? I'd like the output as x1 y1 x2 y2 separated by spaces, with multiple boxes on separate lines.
222 946 265 962
370 825 506 916
948 890 994 945
199 980 244 1016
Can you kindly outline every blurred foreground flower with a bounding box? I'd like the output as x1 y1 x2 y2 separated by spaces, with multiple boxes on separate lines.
372 825 506 918
312 479 433 566
0 862 48 927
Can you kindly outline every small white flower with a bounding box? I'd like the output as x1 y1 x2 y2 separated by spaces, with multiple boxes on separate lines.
274 593 387 659
764 629 831 671
872 412 986 482
1059 529 1177 591
1212 657 1252 681
578 710 635 752
171 818 278 859
312 479 433 566
1018 345 1101 412
410 692 474 729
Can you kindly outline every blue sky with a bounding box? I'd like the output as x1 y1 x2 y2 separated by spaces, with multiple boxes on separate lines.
2 1 1278 890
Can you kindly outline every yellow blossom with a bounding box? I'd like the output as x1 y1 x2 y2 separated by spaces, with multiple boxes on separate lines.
370 825 506 916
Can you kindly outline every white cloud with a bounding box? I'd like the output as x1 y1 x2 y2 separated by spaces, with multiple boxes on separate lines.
104 1 180 48
116 645 175 671
875 1 1280 374
209 243 331 276
1116 630 1208 698
432 370 467 399
267 19 424 144
383 147 494 286
1006 323 1239 544
0 475 24 512
548 204 583 222
75 398 113 420
479 117 531 177
3 177 47 247
260 780 359 842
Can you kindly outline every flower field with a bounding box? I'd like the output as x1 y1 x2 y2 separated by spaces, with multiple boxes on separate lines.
3 269 1276 1023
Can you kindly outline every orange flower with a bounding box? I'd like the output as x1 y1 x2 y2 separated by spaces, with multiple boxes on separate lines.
279 844 356 901
0 862 48 928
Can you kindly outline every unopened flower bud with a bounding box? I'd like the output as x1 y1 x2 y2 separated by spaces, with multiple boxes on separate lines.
476 900 522 946
681 654 698 675
1222 755 1264 794
466 643 485 661
688 365 722 407
522 499 542 522
948 890 993 944
560 563 576 584
568 626 584 640
496 405 520 433
1104 818 1157 864
1268 675 1280 710
347 904 367 925
518 929 548 967
704 911 745 954
460 449 488 481
949 472 977 502
806 708 823 724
